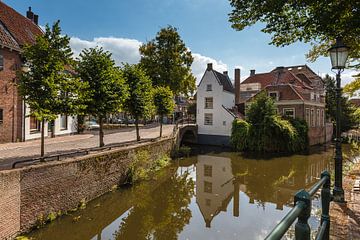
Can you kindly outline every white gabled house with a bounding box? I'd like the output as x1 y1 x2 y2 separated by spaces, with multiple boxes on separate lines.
196 63 240 146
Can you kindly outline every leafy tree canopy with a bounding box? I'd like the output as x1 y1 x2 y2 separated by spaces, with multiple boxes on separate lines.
228 0 360 68
19 20 86 121
76 47 128 117
153 86 175 117
139 26 196 96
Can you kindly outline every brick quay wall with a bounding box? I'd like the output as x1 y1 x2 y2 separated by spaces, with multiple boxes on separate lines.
0 138 174 239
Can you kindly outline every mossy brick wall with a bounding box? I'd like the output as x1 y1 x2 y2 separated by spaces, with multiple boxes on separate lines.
0 171 21 240
0 138 174 238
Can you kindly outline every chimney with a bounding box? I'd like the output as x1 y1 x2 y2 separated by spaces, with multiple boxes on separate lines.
207 63 213 71
26 7 39 25
250 69 256 76
34 15 39 25
223 71 228 75
234 68 241 105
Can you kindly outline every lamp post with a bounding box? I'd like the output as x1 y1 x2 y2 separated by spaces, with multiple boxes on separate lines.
328 37 350 202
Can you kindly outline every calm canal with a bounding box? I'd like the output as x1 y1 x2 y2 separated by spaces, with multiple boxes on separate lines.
29 145 357 240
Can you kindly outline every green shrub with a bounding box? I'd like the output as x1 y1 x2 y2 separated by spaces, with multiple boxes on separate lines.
230 119 250 151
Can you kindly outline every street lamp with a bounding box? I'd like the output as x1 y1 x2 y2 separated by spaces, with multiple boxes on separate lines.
328 37 350 202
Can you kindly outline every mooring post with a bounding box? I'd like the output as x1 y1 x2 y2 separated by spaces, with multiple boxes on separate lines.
321 171 331 240
294 190 311 240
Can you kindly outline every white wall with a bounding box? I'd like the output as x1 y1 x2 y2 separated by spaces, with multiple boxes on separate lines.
24 104 77 141
196 70 235 136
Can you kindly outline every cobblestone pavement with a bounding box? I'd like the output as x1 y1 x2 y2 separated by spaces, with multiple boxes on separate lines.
0 124 174 170
330 162 360 240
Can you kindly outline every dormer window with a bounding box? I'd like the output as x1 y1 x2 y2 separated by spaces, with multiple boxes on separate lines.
269 91 279 101
0 54 4 71
206 84 212 91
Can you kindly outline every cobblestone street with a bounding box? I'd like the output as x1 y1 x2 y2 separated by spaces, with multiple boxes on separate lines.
0 124 174 170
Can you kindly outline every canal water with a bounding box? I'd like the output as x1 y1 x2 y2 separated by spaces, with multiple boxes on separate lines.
28 145 356 240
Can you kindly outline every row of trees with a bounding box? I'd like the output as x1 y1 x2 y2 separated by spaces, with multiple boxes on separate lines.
19 21 195 156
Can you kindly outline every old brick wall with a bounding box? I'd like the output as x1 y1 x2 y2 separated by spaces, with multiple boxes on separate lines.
0 170 20 240
0 48 23 143
0 138 174 238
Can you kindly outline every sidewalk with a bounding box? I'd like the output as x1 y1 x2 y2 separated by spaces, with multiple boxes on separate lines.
0 124 174 170
330 163 360 239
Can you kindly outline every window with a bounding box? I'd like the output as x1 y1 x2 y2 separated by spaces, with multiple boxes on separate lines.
204 181 212 193
205 199 211 206
310 92 315 101
305 108 310 125
30 115 41 133
321 109 325 126
317 109 321 126
205 97 213 109
204 165 212 177
311 109 315 127
0 54 3 71
223 121 226 126
206 84 212 91
60 114 68 130
269 92 278 101
283 108 295 119
204 113 213 125
0 108 3 123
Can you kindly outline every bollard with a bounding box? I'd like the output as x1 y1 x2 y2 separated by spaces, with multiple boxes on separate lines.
294 190 311 240
320 171 331 240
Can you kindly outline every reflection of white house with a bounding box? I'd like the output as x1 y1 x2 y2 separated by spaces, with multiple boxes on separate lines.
196 63 238 146
196 155 235 227
24 104 77 140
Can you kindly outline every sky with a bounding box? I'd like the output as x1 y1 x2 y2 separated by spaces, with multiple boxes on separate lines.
5 0 357 85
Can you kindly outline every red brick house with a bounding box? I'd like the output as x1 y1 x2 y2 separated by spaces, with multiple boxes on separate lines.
237 65 333 145
0 3 77 143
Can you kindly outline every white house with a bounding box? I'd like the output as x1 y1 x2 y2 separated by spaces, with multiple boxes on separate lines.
24 104 77 141
196 63 240 146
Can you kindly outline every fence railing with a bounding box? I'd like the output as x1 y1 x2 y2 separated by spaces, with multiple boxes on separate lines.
265 171 331 240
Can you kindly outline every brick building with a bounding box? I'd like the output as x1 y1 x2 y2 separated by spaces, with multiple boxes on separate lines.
0 2 77 143
237 65 333 145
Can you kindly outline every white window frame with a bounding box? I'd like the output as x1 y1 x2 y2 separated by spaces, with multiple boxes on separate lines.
311 109 315 127
283 108 295 119
305 108 310 125
268 91 279 101
206 84 212 91
204 113 213 125
321 109 325 126
60 114 68 130
317 109 321 126
204 97 213 109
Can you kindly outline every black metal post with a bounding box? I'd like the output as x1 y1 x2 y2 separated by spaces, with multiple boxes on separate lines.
320 171 331 240
294 190 311 240
333 71 345 202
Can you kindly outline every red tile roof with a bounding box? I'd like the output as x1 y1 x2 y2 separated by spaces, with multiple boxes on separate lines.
0 2 42 48
0 22 19 50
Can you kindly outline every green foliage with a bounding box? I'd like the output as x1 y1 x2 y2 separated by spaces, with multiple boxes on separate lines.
76 47 128 117
231 92 308 152
76 47 128 146
153 86 175 117
122 64 154 140
139 26 196 95
344 77 360 97
127 150 170 184
324 74 359 132
228 0 360 77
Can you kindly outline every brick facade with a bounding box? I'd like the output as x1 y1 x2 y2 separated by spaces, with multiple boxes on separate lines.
0 48 23 143
0 138 174 239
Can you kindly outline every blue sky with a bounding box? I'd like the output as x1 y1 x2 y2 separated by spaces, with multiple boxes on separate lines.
6 0 356 84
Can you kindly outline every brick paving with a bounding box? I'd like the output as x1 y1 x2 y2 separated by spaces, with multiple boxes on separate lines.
0 124 174 170
330 163 360 240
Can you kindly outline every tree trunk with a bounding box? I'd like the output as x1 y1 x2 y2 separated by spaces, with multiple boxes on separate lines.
99 116 104 147
41 119 45 158
160 115 163 138
135 117 140 141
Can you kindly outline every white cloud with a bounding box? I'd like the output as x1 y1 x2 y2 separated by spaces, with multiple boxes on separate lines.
191 53 228 84
69 36 227 84
70 36 142 65
319 70 359 87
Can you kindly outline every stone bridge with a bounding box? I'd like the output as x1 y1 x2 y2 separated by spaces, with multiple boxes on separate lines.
174 124 198 149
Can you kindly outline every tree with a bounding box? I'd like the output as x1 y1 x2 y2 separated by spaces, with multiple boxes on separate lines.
76 47 128 147
122 64 153 141
19 21 85 157
139 26 196 96
153 87 175 137
323 74 358 133
228 1 360 79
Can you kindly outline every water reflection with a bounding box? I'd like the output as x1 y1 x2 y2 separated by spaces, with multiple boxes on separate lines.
29 147 336 240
